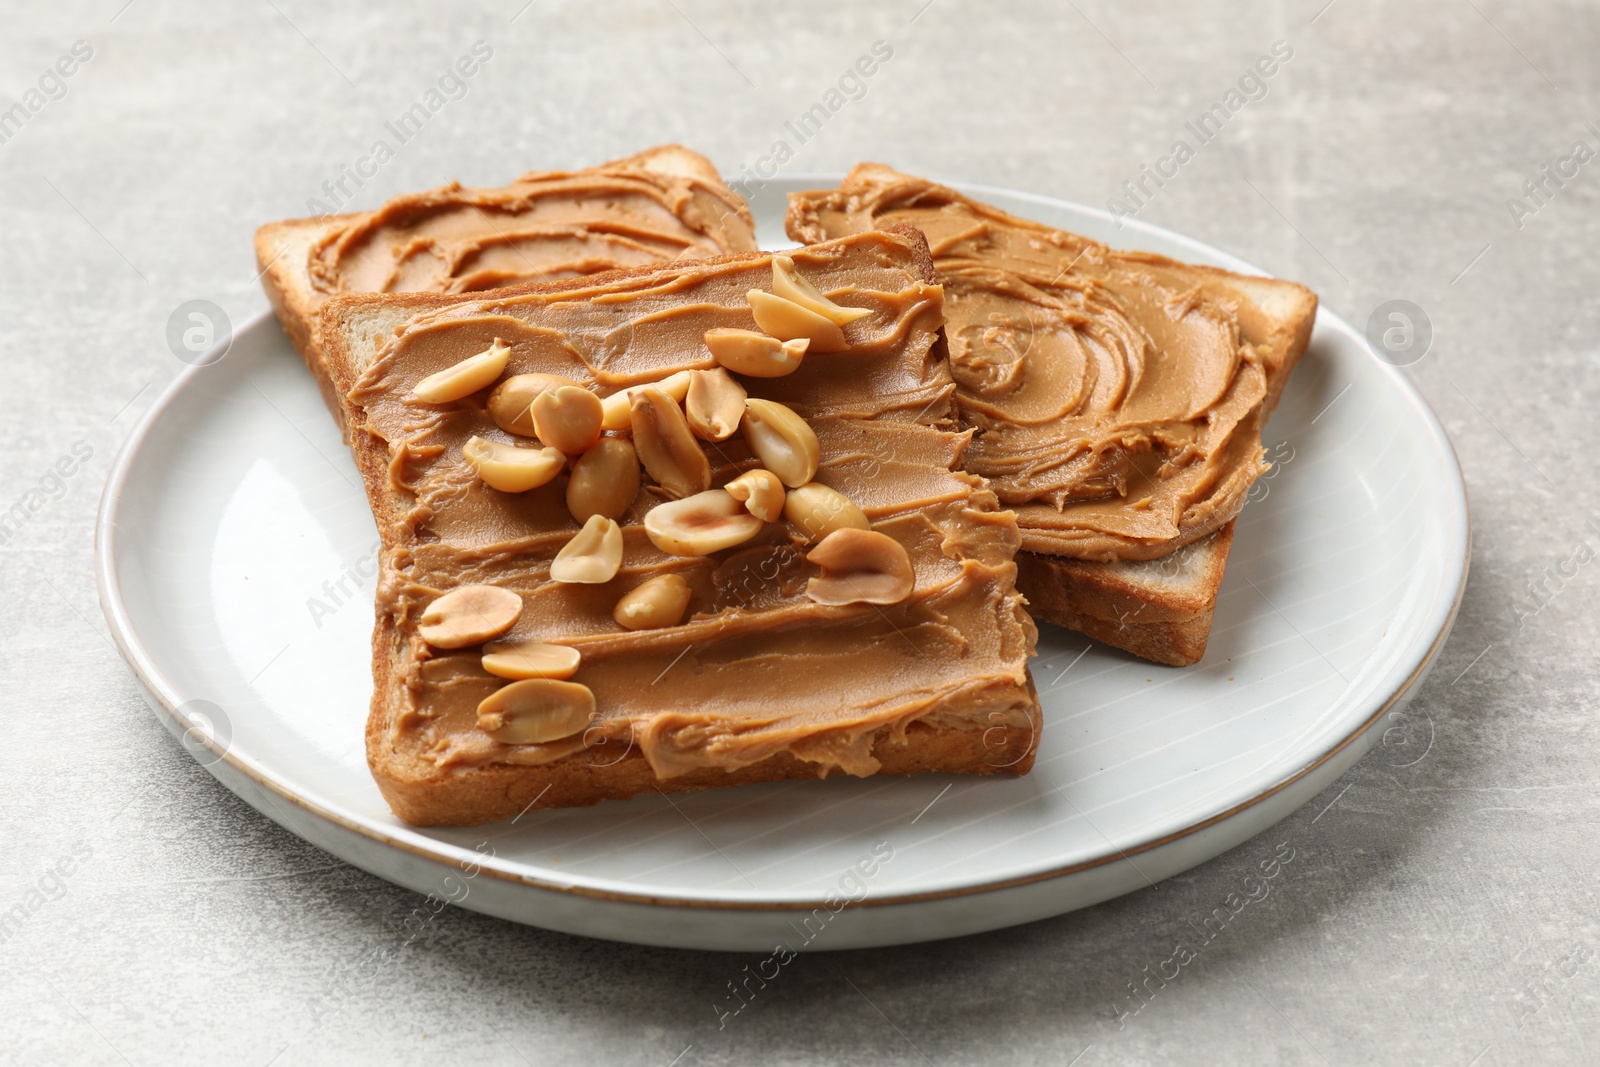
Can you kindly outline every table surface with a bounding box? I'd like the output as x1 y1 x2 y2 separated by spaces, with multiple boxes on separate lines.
4 2 1598 1064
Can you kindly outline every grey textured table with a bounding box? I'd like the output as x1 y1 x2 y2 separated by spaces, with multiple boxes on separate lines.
4 1 1597 1064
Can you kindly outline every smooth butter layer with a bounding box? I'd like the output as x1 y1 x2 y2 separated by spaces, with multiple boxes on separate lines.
307 153 755 306
348 231 1038 780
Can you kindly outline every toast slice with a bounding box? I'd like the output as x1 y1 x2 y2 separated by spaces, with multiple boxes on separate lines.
256 144 757 429
320 226 1039 825
1016 521 1235 667
787 164 1316 665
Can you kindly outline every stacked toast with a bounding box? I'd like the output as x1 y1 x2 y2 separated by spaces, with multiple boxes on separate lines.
256 146 1314 824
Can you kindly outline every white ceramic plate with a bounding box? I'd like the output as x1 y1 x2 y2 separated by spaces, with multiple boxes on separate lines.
96 178 1468 951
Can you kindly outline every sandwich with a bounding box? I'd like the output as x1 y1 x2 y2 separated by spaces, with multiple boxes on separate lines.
787 164 1317 665
318 225 1039 825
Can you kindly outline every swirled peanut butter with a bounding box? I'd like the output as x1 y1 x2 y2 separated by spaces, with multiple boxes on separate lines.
787 164 1278 562
308 145 756 309
344 229 1038 796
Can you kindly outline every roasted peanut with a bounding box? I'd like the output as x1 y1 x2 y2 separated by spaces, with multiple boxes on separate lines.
725 468 786 523
631 387 711 499
418 584 523 648
643 490 764 556
463 436 566 493
531 385 604 455
772 255 871 326
599 370 693 431
702 329 808 378
411 339 511 403
784 482 870 540
488 372 583 436
481 640 582 680
567 437 640 522
805 528 915 606
684 367 748 440
550 514 623 583
741 398 820 488
612 573 693 631
477 679 595 744
748 290 847 353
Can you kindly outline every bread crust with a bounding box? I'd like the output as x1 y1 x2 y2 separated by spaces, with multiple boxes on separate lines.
255 217 349 429
1016 523 1235 667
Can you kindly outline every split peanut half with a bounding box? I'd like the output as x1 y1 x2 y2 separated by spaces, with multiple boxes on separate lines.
771 255 872 326
487 372 583 436
531 385 605 455
411 339 511 404
703 329 808 378
644 489 764 556
418 584 523 648
463 437 566 493
567 437 641 522
481 640 582 681
600 370 693 431
684 367 748 439
631 387 711 499
747 290 847 353
784 481 871 540
612 573 693 631
725 468 786 523
742 398 820 488
477 679 596 744
805 528 915 606
550 514 624 583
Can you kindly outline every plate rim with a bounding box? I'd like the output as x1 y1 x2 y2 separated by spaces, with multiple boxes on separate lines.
96 179 1472 911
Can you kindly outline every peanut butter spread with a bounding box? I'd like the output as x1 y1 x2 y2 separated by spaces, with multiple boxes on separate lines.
346 230 1038 782
787 165 1274 562
307 148 756 313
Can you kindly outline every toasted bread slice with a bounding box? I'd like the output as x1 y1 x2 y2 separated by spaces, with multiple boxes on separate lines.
255 144 757 429
1016 522 1234 666
787 165 1317 666
321 226 1039 825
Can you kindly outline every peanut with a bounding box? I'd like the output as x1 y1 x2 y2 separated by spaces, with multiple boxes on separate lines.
684 366 749 439
784 482 870 540
643 490 764 556
411 339 511 404
741 398 820 488
550 514 623 584
703 329 808 378
531 385 604 454
481 640 581 681
725 469 786 523
805 528 915 606
488 372 583 436
600 370 693 431
477 679 595 744
612 573 693 631
631 387 711 499
748 290 847 353
417 585 523 648
772 255 871 326
463 436 565 493
567 437 640 522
